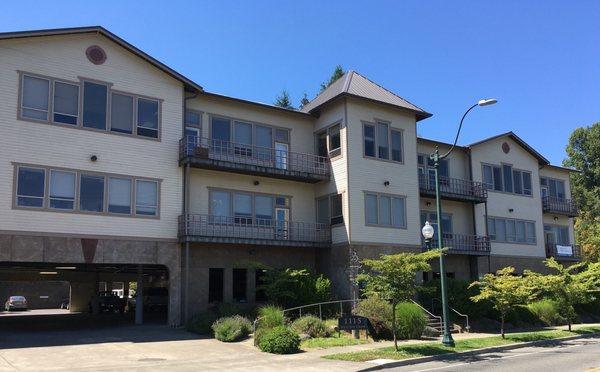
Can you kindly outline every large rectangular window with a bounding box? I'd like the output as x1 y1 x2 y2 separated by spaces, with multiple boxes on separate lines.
49 170 75 210
210 190 287 223
328 124 341 157
391 129 403 162
79 174 105 212
21 75 50 120
363 122 403 163
363 124 376 157
232 268 247 303
16 166 45 207
541 177 566 199
364 192 406 228
137 98 159 138
487 217 536 244
108 177 132 214
483 163 532 196
135 180 158 216
208 268 224 303
110 93 134 134
420 211 452 236
53 81 79 125
377 122 389 160
316 194 343 225
544 225 570 245
82 81 108 130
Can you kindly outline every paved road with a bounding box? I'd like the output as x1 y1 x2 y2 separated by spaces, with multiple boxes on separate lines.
387 336 600 372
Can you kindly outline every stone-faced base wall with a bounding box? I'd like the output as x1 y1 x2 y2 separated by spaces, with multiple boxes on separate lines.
0 233 181 325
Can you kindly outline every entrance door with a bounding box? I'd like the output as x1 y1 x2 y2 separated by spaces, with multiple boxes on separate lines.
275 143 289 170
275 208 289 240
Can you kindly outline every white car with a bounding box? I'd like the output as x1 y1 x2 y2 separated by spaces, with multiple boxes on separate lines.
4 296 28 311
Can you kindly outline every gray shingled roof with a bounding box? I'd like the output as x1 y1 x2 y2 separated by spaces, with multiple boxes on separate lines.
300 71 431 120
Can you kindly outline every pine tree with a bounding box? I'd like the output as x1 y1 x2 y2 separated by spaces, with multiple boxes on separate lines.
273 90 295 110
319 65 345 92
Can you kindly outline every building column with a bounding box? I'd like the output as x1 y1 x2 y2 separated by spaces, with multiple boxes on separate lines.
135 265 144 325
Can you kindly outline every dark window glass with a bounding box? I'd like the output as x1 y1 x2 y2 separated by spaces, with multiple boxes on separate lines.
108 177 132 214
211 117 231 153
255 269 268 302
482 165 494 189
275 128 289 143
502 165 513 193
79 174 105 212
317 132 328 157
49 170 75 210
208 268 224 302
110 93 134 134
523 172 532 195
438 160 449 178
391 130 402 162
317 197 329 224
82 81 107 130
377 122 389 159
232 268 247 302
392 197 405 227
234 193 252 224
330 194 343 225
379 195 391 225
137 98 159 138
513 170 523 194
255 195 273 220
365 193 378 224
17 167 45 207
53 82 79 125
364 124 375 157
493 166 503 191
185 110 201 126
22 75 49 120
135 180 158 216
328 124 341 157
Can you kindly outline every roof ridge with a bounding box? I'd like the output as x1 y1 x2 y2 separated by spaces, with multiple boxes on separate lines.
351 70 428 113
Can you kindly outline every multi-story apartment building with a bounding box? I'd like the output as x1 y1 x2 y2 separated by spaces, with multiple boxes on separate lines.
0 27 579 325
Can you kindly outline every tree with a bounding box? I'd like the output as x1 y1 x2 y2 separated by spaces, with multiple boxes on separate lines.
526 258 600 331
256 267 331 308
564 122 600 261
274 90 295 110
357 250 440 351
319 65 345 93
299 93 310 109
469 267 535 338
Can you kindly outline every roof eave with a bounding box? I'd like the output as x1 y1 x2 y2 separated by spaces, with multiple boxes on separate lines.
200 91 316 118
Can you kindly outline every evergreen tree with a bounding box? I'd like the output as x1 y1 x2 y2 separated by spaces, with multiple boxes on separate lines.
299 93 310 109
319 65 345 92
274 90 295 110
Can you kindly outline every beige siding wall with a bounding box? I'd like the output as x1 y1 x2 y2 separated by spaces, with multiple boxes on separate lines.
417 140 471 181
345 97 421 246
0 34 184 240
471 137 545 257
420 198 474 236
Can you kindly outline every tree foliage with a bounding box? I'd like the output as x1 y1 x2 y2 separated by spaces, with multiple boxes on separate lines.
469 267 536 338
564 122 600 261
257 268 331 308
273 90 295 110
299 93 310 109
357 250 440 350
319 65 345 92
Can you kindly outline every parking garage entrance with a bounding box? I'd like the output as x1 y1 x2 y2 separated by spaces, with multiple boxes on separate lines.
0 262 170 331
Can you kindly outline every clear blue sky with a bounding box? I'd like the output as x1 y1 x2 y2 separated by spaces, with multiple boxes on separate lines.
2 1 599 165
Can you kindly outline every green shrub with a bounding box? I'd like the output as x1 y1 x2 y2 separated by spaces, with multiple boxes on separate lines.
394 302 427 339
354 298 393 340
256 305 285 330
419 279 497 320
528 299 565 326
211 315 252 342
257 326 300 354
217 302 243 317
290 315 330 338
257 268 332 308
186 311 218 335
506 305 538 327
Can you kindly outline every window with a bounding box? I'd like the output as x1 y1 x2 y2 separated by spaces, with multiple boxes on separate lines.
234 193 253 223
391 129 403 162
487 217 536 244
363 124 376 157
483 164 532 196
363 122 403 162
234 121 253 156
137 98 159 138
275 128 289 143
82 81 108 130
79 174 105 212
110 93 134 134
316 194 343 225
208 268 224 303
328 124 341 157
541 177 566 199
420 211 452 236
210 190 286 223
16 167 45 207
135 180 158 216
254 125 272 160
49 170 75 210
232 268 247 302
255 195 274 220
377 122 389 159
185 110 201 127
420 154 449 178
365 192 406 228
53 81 79 125
544 225 570 245
21 75 50 120
317 131 328 158
108 177 132 214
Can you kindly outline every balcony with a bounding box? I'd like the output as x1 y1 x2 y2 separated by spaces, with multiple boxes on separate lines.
179 136 331 183
546 243 582 261
542 196 578 217
423 233 491 256
178 214 331 247
419 174 487 203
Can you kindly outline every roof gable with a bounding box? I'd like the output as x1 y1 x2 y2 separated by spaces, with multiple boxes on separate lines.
300 71 431 120
0 26 203 93
468 131 549 165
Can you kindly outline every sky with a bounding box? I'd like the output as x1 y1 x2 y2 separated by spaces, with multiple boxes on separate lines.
2 0 599 165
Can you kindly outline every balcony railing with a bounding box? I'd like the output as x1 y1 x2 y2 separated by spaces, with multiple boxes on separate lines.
423 233 491 255
178 214 331 247
419 174 487 203
542 196 578 217
546 243 582 261
178 136 331 183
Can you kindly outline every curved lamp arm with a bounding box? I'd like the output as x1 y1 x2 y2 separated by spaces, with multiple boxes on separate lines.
439 103 478 160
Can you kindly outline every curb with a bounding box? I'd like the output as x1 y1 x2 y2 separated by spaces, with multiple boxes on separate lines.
358 331 600 371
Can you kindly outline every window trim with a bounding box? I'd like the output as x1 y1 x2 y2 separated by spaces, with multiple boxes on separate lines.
185 108 203 128
363 191 407 229
315 192 344 227
543 223 571 245
481 162 533 197
487 215 537 245
208 187 292 221
16 71 163 142
208 113 292 152
539 176 567 200
52 80 80 125
315 121 343 160
11 163 161 219
362 120 404 164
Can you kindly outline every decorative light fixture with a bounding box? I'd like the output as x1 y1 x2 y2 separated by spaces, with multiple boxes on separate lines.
421 221 434 240
90 155 98 162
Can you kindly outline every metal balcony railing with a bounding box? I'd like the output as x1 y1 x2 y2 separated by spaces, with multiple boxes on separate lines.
423 233 491 255
178 136 331 182
542 196 578 217
419 174 487 203
178 214 331 247
546 243 582 261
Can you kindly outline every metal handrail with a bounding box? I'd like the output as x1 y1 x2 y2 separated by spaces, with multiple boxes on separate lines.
179 135 331 176
542 196 578 215
546 243 582 260
428 298 469 332
410 299 442 324
423 233 491 254
419 173 487 200
178 214 331 244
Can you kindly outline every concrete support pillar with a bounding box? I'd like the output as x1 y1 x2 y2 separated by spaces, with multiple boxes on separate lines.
223 268 233 303
135 265 144 325
69 281 95 312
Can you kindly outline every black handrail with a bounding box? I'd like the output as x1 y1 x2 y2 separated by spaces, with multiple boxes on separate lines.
419 174 487 200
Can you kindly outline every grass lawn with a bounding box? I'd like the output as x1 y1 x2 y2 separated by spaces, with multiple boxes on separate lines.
323 326 600 362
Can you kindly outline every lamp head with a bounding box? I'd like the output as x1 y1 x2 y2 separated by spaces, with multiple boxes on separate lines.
422 221 435 239
477 98 498 107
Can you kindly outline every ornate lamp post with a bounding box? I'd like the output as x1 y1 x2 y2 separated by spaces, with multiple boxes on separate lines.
422 98 497 347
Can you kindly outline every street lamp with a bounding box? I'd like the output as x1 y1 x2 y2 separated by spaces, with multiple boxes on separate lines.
424 98 497 347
